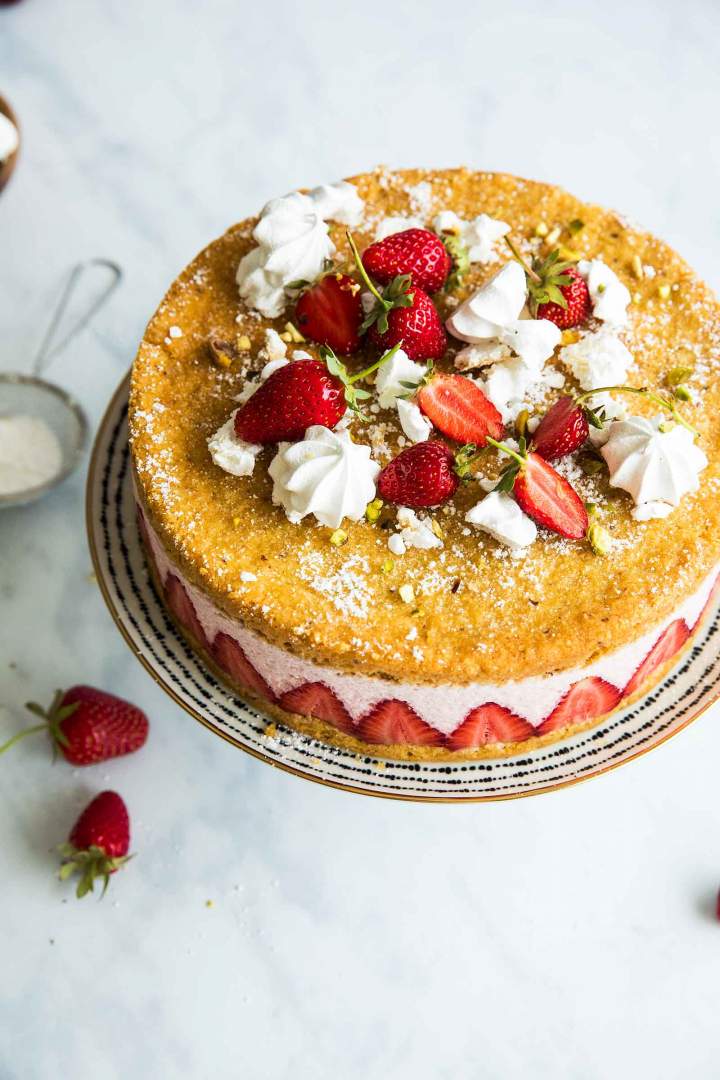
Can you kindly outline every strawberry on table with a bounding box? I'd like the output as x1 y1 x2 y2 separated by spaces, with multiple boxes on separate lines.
377 441 463 508
417 369 504 446
295 271 363 354
347 231 447 361
0 685 149 764
506 238 591 329
488 437 589 540
59 791 132 899
361 228 452 294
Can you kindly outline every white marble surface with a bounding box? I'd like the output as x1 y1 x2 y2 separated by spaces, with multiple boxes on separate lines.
2 1 720 1076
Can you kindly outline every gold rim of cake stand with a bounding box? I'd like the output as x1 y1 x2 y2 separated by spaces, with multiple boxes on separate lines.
85 372 720 804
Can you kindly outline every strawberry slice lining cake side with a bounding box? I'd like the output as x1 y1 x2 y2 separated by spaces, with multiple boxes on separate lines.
129 169 720 760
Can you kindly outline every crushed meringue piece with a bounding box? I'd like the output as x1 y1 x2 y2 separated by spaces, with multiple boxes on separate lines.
389 507 443 554
560 327 632 390
465 491 537 549
433 210 510 264
396 398 432 443
208 411 261 477
577 259 631 326
374 348 427 409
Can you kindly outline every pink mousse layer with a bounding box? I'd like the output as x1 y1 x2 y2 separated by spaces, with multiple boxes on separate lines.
139 509 718 736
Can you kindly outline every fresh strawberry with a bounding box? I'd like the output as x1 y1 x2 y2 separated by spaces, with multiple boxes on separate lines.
368 282 447 361
623 619 690 699
532 395 589 460
165 573 211 650
357 699 444 747
362 228 452 294
280 681 354 735
377 441 459 508
59 791 132 899
212 633 275 703
538 677 621 735
347 230 446 361
490 439 589 540
235 359 345 444
417 371 504 446
295 272 363 354
2 686 149 764
446 704 534 750
506 239 591 329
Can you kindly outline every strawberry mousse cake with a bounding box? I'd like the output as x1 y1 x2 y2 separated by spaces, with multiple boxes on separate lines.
129 168 720 760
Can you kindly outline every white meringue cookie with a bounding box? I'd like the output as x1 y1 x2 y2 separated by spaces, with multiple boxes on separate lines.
601 415 707 513
268 426 380 528
208 411 262 477
577 259 631 326
446 261 526 342
465 491 537 549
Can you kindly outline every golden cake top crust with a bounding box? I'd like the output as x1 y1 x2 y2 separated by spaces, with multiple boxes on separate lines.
129 168 720 685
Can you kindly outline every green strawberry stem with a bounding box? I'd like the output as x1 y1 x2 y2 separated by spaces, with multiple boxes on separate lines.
0 693 76 757
346 230 387 308
574 384 698 436
504 236 541 285
347 341 403 384
0 722 48 756
320 342 402 418
486 436 527 469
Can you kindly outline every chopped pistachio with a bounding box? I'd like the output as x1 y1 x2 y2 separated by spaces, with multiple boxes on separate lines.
399 583 415 604
567 218 585 236
631 253 644 279
535 221 549 238
283 321 306 343
365 498 384 524
430 518 444 540
667 364 694 386
588 520 613 556
658 283 671 300
546 226 561 246
515 408 530 440
329 528 348 547
232 516 242 527
633 291 643 304
580 455 605 476
597 282 607 294
209 337 239 368
237 335 252 351
557 244 580 262
380 559 394 574
280 332 292 343
561 329 580 346
673 384 692 402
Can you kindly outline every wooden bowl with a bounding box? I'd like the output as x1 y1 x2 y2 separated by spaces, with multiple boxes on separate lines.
0 94 19 193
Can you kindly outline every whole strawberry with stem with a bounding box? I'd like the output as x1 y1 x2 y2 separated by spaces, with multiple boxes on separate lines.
488 436 589 540
416 366 504 447
531 383 698 462
0 686 149 764
361 228 452 294
234 344 401 444
295 271 363 354
347 231 446 361
377 440 478 508
505 236 591 329
59 791 132 899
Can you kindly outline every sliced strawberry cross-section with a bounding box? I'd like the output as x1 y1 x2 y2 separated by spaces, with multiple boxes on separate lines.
164 574 211 651
280 681 354 735
418 371 504 447
623 619 690 700
212 632 275 703
446 703 534 750
357 699 445 747
537 676 621 735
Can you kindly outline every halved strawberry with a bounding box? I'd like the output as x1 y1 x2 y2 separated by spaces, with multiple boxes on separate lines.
623 619 690 699
362 228 452 294
538 677 621 735
377 441 459 508
164 574 211 650
280 682 354 735
357 699 444 747
532 396 589 460
295 272 363 354
490 439 589 540
417 372 504 446
212 632 275 703
446 704 534 750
